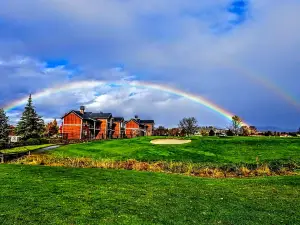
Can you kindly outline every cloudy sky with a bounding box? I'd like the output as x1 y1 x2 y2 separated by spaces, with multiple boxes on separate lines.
0 0 299 130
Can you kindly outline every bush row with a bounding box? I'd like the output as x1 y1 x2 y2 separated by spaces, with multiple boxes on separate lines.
0 138 50 150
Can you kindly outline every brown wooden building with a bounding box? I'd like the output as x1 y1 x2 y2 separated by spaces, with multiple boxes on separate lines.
112 117 125 139
125 118 155 138
61 106 112 140
61 106 154 140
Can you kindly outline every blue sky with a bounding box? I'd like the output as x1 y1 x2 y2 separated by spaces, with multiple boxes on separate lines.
0 0 299 130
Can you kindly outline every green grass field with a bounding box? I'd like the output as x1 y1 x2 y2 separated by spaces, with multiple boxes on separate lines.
51 136 300 164
1 164 300 225
3 137 300 224
0 144 53 154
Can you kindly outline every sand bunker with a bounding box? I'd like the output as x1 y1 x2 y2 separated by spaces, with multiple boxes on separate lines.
150 139 191 145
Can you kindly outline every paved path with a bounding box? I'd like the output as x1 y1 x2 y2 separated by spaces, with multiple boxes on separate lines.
34 145 60 153
1 145 61 163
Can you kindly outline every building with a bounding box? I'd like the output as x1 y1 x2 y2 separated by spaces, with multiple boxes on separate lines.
8 125 16 136
111 117 125 139
125 117 155 138
61 106 154 140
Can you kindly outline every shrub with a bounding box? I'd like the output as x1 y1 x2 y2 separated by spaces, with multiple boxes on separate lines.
39 138 49 144
0 140 7 150
26 138 41 145
226 130 234 136
209 130 215 136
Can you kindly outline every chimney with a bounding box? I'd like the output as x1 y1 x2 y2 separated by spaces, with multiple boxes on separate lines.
134 115 140 122
80 106 85 114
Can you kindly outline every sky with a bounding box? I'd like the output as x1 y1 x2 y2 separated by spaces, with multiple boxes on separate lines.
0 0 299 130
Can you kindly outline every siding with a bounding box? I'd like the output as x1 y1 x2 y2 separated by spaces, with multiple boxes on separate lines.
112 122 122 138
125 120 140 138
144 123 154 136
62 113 82 139
64 113 82 124
95 119 108 139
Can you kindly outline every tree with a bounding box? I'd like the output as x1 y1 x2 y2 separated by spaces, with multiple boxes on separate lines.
0 108 9 143
209 129 215 136
226 129 234 136
168 128 180 136
231 115 242 135
200 128 209 136
264 131 273 136
154 126 167 136
178 117 198 136
16 95 45 140
249 126 257 135
241 126 251 136
298 127 300 134
45 119 59 137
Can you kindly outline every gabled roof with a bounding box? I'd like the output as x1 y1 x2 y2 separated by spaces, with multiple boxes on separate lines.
61 110 84 119
140 120 155 124
113 117 124 122
124 119 155 126
74 111 95 120
124 119 140 124
90 112 112 119
62 110 111 120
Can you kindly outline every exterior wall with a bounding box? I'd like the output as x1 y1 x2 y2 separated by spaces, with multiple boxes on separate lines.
64 113 82 124
144 123 154 136
95 119 108 139
62 112 82 140
112 122 121 138
81 124 91 139
9 126 16 136
125 120 140 138
62 111 154 140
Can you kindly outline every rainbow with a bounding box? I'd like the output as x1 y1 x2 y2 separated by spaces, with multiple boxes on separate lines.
2 80 249 126
219 59 300 110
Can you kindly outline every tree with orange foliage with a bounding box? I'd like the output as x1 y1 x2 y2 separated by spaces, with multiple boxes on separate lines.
45 119 59 137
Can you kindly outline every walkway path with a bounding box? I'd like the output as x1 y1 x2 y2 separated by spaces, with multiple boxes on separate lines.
35 145 60 153
1 145 61 163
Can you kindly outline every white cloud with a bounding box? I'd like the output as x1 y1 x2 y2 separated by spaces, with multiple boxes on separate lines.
0 1 300 129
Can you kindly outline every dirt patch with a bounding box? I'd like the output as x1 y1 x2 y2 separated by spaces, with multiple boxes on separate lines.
150 139 191 145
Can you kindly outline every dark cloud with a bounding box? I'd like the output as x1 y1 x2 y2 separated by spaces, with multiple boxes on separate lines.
0 0 299 129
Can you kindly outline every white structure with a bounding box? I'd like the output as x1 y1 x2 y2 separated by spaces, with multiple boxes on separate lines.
9 136 21 143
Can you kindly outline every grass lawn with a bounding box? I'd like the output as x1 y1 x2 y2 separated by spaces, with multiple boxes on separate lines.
0 164 299 225
50 136 300 164
0 144 53 154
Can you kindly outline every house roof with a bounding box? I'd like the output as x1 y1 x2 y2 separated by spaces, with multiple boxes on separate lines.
125 119 155 125
62 110 112 120
90 112 112 119
113 117 124 122
140 120 155 124
124 119 140 124
61 110 83 119
62 109 153 124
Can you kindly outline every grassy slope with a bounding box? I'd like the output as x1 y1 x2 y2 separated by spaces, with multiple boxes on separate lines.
51 137 300 164
0 164 299 225
0 144 53 154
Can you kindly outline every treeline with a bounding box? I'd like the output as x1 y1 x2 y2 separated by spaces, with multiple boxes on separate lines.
0 95 60 148
154 116 300 137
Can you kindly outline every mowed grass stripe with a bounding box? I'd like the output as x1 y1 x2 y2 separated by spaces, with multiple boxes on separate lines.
0 164 299 225
51 137 300 163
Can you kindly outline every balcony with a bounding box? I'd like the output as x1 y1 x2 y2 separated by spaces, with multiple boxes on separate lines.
88 125 101 130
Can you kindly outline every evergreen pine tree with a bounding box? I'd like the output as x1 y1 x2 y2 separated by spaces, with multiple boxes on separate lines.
0 108 9 142
16 94 45 140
